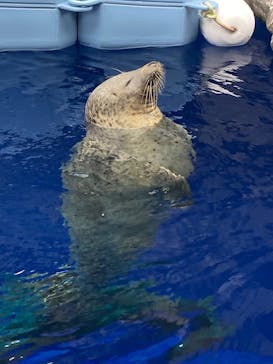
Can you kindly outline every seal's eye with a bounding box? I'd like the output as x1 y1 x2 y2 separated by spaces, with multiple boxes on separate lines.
125 79 132 87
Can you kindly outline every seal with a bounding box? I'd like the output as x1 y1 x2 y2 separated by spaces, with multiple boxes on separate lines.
58 64 197 327
76 61 195 198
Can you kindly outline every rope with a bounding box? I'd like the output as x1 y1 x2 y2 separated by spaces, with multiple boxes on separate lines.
201 1 237 33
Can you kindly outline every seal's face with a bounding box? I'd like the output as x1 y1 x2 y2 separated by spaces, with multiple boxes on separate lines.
85 61 165 129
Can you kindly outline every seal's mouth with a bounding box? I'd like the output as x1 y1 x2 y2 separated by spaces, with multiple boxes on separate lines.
142 62 165 110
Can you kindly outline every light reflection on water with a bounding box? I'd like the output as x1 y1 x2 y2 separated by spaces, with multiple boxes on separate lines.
1 21 273 363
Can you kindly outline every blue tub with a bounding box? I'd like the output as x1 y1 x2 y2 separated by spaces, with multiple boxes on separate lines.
0 0 77 51
0 0 217 50
78 0 217 49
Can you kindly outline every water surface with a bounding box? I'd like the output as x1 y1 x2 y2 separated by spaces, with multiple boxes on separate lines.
1 21 273 363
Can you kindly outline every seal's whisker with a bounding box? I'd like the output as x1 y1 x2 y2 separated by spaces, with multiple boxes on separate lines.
157 76 164 88
155 72 165 85
153 78 163 94
153 72 161 82
148 84 152 109
145 82 150 110
154 73 165 92
152 83 156 103
148 81 153 107
111 67 124 74
153 87 158 106
142 80 148 107
150 87 154 107
152 85 156 108
153 71 162 81
147 83 152 107
146 88 149 110
149 84 153 107
142 70 164 110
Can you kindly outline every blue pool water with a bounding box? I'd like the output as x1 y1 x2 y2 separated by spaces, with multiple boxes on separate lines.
1 21 273 363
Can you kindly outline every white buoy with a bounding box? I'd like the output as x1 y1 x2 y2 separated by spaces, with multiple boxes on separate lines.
200 0 255 47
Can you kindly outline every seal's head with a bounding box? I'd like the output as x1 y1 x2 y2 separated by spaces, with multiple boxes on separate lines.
85 61 165 129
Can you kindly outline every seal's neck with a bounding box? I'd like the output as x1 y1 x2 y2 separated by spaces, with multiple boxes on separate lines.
88 106 163 129
118 107 163 129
